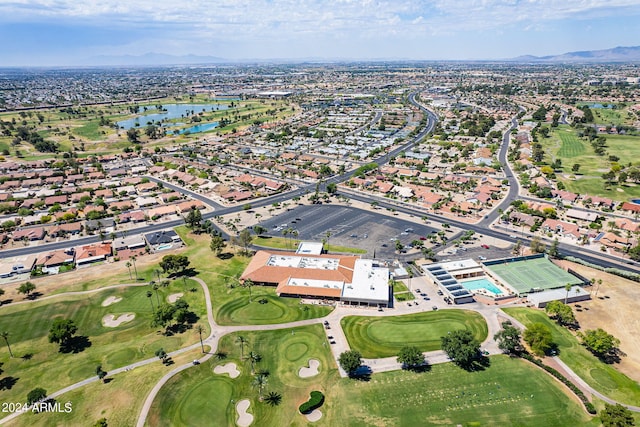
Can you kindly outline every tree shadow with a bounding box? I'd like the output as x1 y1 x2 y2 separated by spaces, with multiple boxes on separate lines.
0 376 18 390
350 365 372 381
404 362 432 373
102 377 114 384
59 335 92 354
26 292 43 300
217 252 235 260
1 299 13 305
21 353 33 360
162 357 174 366
457 355 491 372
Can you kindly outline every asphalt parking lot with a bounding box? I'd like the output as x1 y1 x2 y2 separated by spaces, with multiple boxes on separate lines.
259 204 438 258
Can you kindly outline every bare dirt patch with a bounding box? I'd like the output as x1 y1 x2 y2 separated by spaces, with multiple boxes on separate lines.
298 359 320 378
101 296 123 307
556 260 640 382
213 362 240 379
102 313 136 327
235 399 253 427
167 293 184 303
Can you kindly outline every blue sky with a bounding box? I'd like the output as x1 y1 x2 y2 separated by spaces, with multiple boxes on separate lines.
1 0 639 66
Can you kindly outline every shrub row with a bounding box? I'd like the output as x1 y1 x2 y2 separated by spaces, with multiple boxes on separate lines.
521 353 597 414
299 391 325 414
563 256 640 282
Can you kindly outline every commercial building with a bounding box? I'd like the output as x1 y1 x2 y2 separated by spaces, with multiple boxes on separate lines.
240 247 390 307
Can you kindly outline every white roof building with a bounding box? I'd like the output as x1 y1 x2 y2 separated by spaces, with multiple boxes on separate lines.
341 259 389 306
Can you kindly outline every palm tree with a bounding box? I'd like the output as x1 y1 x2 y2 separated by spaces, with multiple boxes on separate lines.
195 325 205 353
252 373 268 401
264 391 282 406
564 283 572 304
146 290 155 311
125 262 132 280
1 331 13 358
152 283 161 306
236 335 248 359
130 255 138 280
248 351 262 374
243 279 254 303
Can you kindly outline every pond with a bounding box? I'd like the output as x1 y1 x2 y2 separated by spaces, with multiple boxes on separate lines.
116 103 230 129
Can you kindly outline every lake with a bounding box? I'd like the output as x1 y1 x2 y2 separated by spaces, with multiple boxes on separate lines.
173 122 220 135
116 103 230 129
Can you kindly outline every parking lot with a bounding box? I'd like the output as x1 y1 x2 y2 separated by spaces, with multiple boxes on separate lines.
259 204 438 258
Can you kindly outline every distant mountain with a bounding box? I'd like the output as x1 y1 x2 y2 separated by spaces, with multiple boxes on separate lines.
88 52 227 66
510 46 640 63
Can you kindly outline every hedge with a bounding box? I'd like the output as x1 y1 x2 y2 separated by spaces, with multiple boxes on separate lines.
563 256 640 282
299 391 325 414
521 353 596 414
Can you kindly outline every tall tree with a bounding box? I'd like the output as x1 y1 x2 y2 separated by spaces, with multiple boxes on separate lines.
146 290 155 311
0 331 13 358
125 262 132 280
17 281 36 298
248 351 262 374
493 321 522 355
236 335 248 359
578 328 620 360
338 350 363 377
441 330 482 370
600 403 635 427
48 319 78 349
252 373 268 400
210 234 226 256
195 325 205 353
27 387 47 405
130 256 138 280
523 323 553 356
396 346 425 370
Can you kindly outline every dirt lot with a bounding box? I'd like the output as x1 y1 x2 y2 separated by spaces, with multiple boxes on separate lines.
556 260 640 382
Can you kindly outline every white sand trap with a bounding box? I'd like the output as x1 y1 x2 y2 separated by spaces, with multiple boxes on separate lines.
101 296 122 307
235 399 253 427
167 293 184 303
214 362 240 379
298 359 320 378
102 313 135 327
305 409 322 422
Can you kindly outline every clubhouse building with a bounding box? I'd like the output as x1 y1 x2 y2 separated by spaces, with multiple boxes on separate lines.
240 242 390 307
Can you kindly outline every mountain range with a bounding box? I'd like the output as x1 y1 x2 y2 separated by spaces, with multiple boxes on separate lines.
88 46 640 66
510 46 640 63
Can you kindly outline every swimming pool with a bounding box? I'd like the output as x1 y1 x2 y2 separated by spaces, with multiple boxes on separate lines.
156 244 173 251
461 278 503 296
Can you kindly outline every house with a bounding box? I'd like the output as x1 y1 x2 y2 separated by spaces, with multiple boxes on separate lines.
566 209 598 222
36 249 75 269
145 230 182 246
48 222 83 237
112 235 147 251
541 219 582 239
118 210 146 223
620 202 640 214
74 242 112 266
12 227 46 241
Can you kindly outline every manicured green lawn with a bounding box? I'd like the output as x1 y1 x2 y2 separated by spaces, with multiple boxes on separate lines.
328 355 596 427
542 127 640 200
148 325 339 427
504 307 640 406
0 280 207 413
341 310 488 358
215 290 332 325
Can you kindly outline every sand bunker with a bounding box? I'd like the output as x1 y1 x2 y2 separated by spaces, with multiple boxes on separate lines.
167 293 184 303
236 399 253 427
102 313 135 327
214 362 240 379
298 359 320 378
305 409 322 422
101 296 122 307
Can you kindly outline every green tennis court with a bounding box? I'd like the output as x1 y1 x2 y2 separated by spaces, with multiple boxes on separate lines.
484 256 582 295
